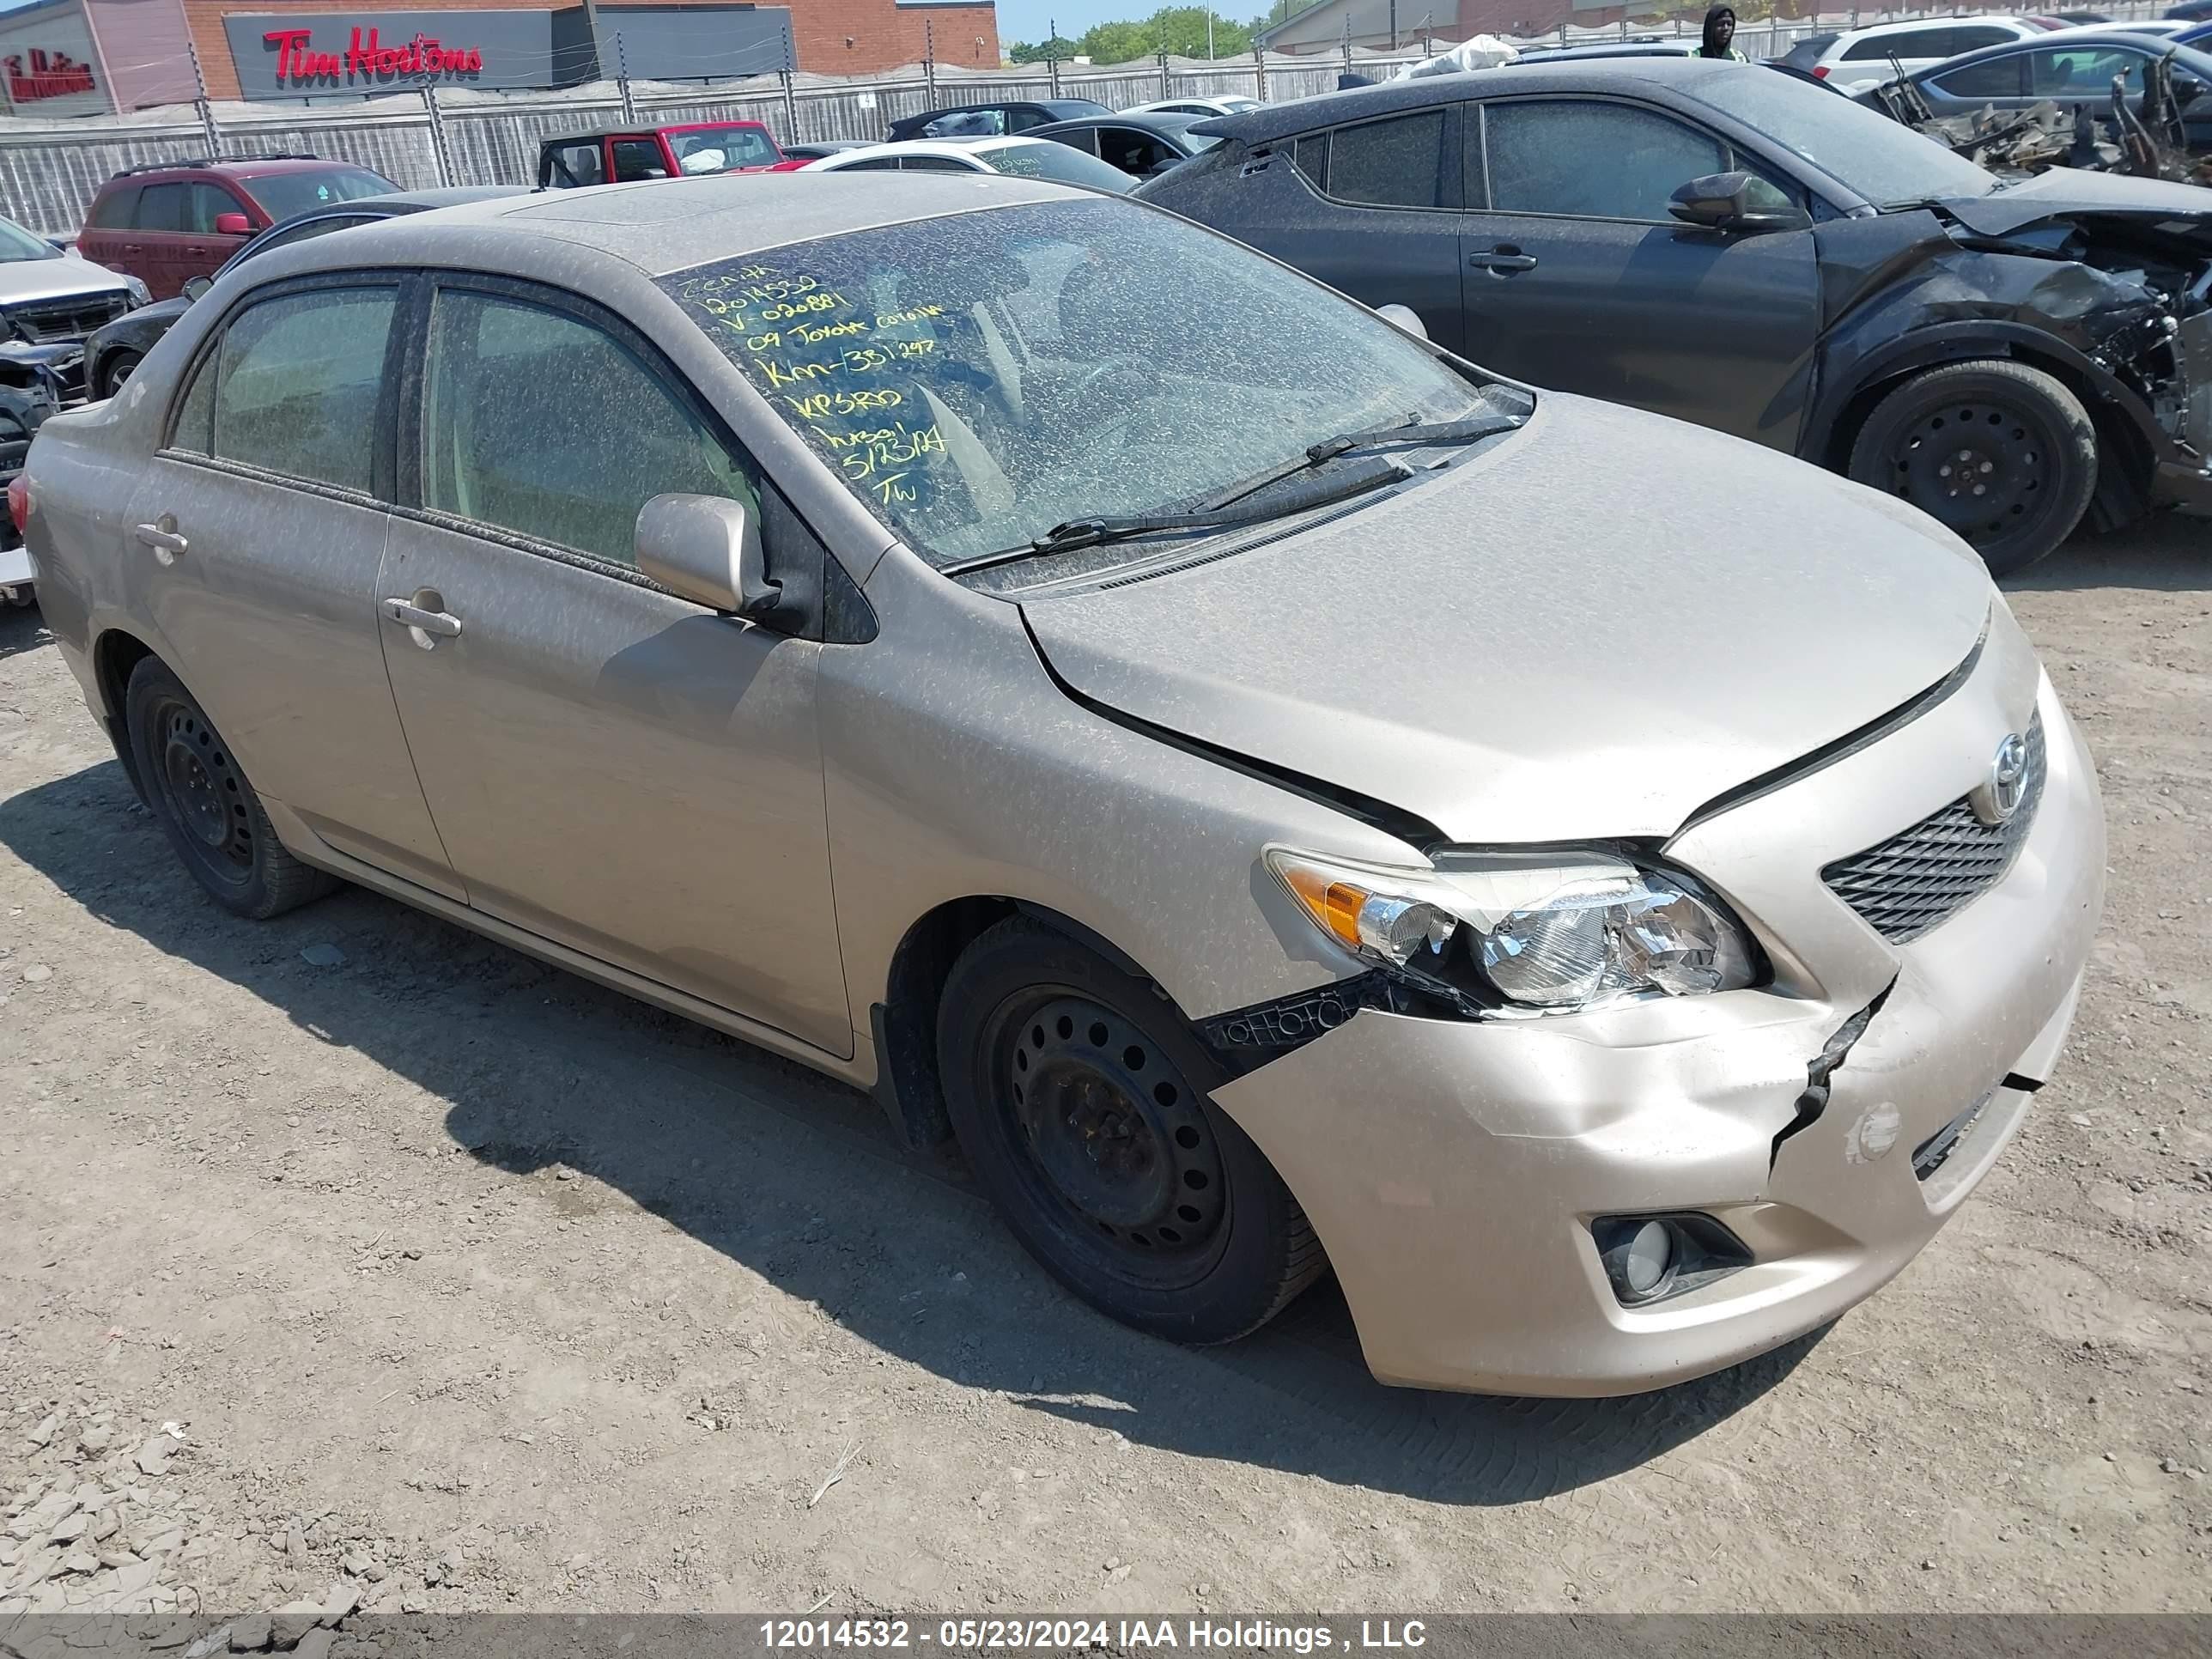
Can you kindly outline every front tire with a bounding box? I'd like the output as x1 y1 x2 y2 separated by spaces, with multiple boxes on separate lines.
124 657 335 919
1846 358 2096 578
937 917 1325 1345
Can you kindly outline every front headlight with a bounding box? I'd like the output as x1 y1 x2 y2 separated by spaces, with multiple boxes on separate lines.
123 276 150 307
1264 845 1757 1012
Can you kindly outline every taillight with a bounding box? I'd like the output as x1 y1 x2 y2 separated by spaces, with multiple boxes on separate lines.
1812 64 1830 77
8 474 28 538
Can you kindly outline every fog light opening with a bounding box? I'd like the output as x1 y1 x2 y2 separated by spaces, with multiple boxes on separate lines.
1593 1212 1752 1307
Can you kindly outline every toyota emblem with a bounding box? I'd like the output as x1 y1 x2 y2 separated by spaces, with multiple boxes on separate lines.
1972 732 2030 826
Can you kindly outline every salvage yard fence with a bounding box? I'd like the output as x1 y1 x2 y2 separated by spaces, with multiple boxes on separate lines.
0 0 2172 238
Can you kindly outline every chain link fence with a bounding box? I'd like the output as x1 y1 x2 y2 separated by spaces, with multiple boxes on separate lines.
0 1 2172 237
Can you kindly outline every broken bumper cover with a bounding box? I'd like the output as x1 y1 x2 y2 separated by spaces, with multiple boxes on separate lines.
1214 672 2103 1396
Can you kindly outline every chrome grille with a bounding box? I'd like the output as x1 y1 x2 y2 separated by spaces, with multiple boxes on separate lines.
8 294 128 343
1821 715 2046 944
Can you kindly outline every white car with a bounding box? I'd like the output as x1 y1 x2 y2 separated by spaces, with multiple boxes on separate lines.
798 136 1137 191
1808 15 2052 88
1120 96 1261 118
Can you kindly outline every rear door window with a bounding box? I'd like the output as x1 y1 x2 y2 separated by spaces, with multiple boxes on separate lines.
545 141 605 185
1844 27 1939 60
1932 53 2029 97
211 286 397 494
1950 26 2021 52
137 183 189 232
1094 126 1178 175
1481 100 1725 221
1323 110 1448 208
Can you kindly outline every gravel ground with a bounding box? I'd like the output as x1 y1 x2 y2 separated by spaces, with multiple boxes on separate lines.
0 522 2206 1628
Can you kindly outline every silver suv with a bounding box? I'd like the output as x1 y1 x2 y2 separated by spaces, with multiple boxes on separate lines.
18 175 2103 1395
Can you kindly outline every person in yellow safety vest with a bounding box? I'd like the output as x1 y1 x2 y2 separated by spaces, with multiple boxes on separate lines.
1697 4 1750 60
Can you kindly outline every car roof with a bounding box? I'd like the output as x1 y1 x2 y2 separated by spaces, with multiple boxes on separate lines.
284 171 1073 281
1512 40 1697 60
1840 12 2033 32
1904 25 2212 75
809 137 1042 165
1200 56 1752 143
543 119 766 143
102 155 380 185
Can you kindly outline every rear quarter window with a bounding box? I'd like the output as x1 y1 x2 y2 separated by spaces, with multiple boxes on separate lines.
87 185 140 229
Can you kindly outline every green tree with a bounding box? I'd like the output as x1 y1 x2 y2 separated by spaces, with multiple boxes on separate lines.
1079 18 1154 61
1079 6 1255 61
1009 33 1081 61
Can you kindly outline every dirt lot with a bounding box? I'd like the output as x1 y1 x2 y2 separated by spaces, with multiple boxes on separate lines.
1 523 2208 1624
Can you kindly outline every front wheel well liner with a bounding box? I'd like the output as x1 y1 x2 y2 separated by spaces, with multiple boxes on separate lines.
1824 342 2154 533
869 897 1182 1151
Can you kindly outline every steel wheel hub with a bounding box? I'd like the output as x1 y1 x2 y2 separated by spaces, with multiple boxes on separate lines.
1891 402 2043 544
159 707 252 868
1006 995 1226 1255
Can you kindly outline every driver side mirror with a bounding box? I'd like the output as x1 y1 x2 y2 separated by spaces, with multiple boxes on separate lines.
1668 171 1809 234
182 275 212 301
213 211 252 236
635 492 785 623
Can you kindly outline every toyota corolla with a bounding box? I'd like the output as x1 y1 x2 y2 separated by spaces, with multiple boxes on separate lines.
15 174 2103 1395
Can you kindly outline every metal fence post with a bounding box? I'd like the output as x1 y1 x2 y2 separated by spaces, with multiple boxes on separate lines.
925 20 938 107
616 33 637 123
1255 47 1267 100
421 86 454 185
1159 46 1171 97
186 41 221 154
779 67 797 136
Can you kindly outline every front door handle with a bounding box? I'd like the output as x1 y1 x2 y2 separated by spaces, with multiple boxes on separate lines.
380 594 463 648
1468 247 1539 274
133 515 187 565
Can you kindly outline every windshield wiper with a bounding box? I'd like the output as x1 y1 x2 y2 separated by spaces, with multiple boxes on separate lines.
939 452 1410 577
1205 408 1526 510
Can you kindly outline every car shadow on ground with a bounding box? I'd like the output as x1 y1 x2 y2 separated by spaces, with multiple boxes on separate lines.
2008 519 2212 595
0 605 52 662
1 747 1821 1508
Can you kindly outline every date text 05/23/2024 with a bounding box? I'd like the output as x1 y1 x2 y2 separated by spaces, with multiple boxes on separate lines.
760 1621 1431 1652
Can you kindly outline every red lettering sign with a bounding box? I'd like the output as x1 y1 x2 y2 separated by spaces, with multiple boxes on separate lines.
4 48 96 102
262 23 484 87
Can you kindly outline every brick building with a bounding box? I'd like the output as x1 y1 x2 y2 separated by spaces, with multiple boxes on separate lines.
0 0 997 112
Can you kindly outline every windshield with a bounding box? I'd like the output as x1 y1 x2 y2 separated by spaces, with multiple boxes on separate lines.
1679 68 2000 204
981 143 1136 191
673 126 779 172
242 167 395 221
659 198 1499 567
0 217 59 262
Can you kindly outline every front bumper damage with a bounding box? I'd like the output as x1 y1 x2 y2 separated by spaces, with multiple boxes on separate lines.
1213 630 2104 1396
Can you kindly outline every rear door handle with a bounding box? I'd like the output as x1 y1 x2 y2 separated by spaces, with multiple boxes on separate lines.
133 516 187 564
1468 247 1539 273
380 595 463 647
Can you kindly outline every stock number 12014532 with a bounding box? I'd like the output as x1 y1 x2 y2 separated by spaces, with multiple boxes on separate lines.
760 1620 911 1649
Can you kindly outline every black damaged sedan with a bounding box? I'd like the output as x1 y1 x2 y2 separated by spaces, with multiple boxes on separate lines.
1138 59 2212 573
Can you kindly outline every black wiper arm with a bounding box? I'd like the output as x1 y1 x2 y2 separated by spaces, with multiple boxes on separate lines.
1205 408 1525 510
940 453 1408 577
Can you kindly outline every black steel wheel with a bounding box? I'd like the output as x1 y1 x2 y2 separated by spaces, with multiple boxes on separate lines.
124 657 336 919
938 917 1325 1344
98 349 142 402
1848 359 2096 578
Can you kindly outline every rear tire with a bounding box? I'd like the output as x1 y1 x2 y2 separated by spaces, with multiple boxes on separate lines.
937 916 1325 1345
97 349 142 402
1846 358 2096 578
124 657 336 920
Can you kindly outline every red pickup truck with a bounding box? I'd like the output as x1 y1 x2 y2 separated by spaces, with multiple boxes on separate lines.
537 121 807 187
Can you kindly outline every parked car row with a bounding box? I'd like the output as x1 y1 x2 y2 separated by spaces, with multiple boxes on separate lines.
16 154 2107 1398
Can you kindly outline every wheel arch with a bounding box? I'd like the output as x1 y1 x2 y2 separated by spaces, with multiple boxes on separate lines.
868 895 1165 1152
91 624 161 799
1812 323 2160 533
